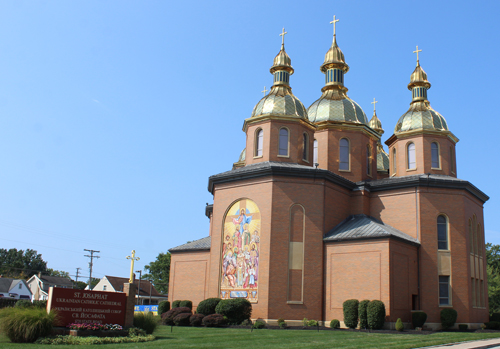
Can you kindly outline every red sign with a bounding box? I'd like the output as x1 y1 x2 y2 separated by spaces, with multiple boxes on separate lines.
47 287 127 326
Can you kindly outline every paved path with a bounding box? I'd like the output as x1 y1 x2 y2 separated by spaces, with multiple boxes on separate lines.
420 338 500 348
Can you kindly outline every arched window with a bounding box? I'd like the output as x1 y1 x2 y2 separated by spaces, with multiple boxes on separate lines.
407 143 416 169
255 129 263 157
431 142 440 169
339 138 350 171
302 133 308 161
437 215 448 250
278 128 289 156
313 139 318 165
392 148 397 175
367 145 372 176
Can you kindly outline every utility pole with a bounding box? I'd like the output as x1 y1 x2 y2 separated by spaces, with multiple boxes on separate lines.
75 268 81 282
84 249 100 290
135 270 142 305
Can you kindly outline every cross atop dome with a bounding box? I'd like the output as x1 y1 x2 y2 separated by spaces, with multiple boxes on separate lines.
371 98 378 113
330 15 339 37
280 27 287 48
413 45 422 63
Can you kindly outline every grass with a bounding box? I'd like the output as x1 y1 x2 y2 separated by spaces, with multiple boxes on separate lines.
1 326 500 348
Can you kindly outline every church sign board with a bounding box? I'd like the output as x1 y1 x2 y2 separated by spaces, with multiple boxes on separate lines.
47 287 126 326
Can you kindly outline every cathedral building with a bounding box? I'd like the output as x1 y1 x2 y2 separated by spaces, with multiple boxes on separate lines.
168 22 489 329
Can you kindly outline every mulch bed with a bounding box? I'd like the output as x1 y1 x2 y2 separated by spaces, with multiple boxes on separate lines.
51 327 128 337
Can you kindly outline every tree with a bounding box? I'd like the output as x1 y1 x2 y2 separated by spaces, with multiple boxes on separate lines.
46 268 71 279
74 281 88 290
143 252 171 294
486 243 500 314
0 248 47 279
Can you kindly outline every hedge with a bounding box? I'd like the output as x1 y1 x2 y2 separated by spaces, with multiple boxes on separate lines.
0 299 18 309
330 319 340 329
189 314 204 327
367 300 385 330
412 311 427 328
484 321 500 330
179 300 193 310
343 299 359 329
161 307 192 326
196 298 221 316
441 308 457 330
358 300 370 329
215 298 252 325
14 300 32 309
173 313 191 326
491 313 500 322
172 300 181 308
202 314 226 327
158 301 170 315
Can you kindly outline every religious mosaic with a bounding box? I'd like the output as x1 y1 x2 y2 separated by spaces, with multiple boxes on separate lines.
220 199 260 303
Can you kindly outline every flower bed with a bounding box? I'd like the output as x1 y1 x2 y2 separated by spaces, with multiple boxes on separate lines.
51 323 128 338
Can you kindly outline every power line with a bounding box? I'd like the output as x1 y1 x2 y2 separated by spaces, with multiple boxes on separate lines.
84 249 100 290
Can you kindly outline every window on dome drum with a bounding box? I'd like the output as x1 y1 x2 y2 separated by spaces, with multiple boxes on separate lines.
407 143 416 169
255 129 263 157
339 138 350 171
367 145 372 176
313 139 318 165
439 276 450 305
431 142 440 168
437 215 448 250
279 128 289 156
392 148 397 175
302 133 309 161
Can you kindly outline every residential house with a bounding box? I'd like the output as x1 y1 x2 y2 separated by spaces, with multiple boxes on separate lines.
27 273 74 301
93 275 167 305
0 277 32 300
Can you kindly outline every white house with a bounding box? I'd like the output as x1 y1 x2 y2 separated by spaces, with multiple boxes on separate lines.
26 273 73 301
93 275 168 305
0 277 32 300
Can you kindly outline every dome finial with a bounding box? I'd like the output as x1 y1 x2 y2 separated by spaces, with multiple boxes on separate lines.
279 27 287 50
330 15 340 40
371 97 378 114
413 45 422 65
369 98 383 134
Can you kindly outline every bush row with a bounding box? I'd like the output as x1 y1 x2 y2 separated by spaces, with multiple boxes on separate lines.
342 299 385 330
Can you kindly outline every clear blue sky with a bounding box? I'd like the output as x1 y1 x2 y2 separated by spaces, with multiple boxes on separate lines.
0 0 498 282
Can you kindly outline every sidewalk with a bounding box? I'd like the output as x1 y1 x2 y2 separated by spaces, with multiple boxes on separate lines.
419 338 500 348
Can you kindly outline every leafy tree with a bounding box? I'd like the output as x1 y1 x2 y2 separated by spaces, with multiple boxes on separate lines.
486 243 500 314
46 268 70 279
74 281 88 290
143 252 171 294
0 248 47 279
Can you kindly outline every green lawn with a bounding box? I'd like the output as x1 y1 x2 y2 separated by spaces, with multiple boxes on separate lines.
2 326 500 349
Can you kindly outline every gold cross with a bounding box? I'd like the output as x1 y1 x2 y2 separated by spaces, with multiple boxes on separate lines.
413 45 422 62
126 250 140 283
330 15 339 36
262 86 268 96
279 27 287 47
371 98 378 112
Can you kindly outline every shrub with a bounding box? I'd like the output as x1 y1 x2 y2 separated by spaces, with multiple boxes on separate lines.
484 321 500 330
32 300 47 309
241 319 252 326
367 300 386 330
343 299 359 329
0 307 58 343
173 313 191 326
279 321 287 329
133 312 157 334
395 318 404 331
458 324 468 331
35 334 155 344
189 313 204 327
158 301 170 315
215 298 252 325
412 311 427 328
179 300 193 310
252 319 266 329
172 300 181 308
491 313 500 322
440 308 457 330
161 307 192 326
0 299 17 309
14 300 33 309
308 319 318 326
128 327 146 337
330 319 340 329
202 313 226 327
196 298 221 316
358 300 370 329
302 318 309 326
277 317 285 324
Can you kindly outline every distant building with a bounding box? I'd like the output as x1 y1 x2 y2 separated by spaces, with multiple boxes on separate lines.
27 273 73 301
93 275 167 305
0 277 32 300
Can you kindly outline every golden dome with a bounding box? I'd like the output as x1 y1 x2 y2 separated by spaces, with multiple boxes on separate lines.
320 36 349 73
408 62 431 90
377 144 389 171
307 89 367 124
270 47 293 74
395 101 448 133
368 112 383 134
251 85 307 119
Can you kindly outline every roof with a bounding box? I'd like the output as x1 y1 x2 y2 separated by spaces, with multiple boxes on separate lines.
39 275 73 287
0 278 19 293
169 236 211 252
324 214 419 245
104 276 164 297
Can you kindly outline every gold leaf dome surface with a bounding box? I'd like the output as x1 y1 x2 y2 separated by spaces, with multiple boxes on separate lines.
321 36 349 73
307 89 367 124
408 63 431 90
251 85 308 119
377 145 389 171
395 101 448 133
368 112 383 133
271 49 293 73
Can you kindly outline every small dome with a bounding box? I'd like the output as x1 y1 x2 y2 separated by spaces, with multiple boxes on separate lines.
408 63 430 90
321 36 349 73
271 49 292 72
238 148 246 162
251 86 307 119
395 101 448 133
307 89 367 124
377 145 389 171
368 112 383 134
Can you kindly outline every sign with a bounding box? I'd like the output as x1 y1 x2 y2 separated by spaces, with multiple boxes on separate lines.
47 287 127 326
134 305 158 315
